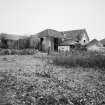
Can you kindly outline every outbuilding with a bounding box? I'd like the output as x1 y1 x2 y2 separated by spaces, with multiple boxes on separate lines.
86 39 103 52
37 29 64 52
61 29 89 46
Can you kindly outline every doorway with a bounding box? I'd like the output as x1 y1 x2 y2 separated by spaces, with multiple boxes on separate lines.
39 38 43 51
54 38 58 51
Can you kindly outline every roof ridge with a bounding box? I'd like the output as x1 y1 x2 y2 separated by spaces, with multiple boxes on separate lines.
61 28 86 32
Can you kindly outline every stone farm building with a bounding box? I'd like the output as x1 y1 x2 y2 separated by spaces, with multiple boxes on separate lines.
58 29 89 52
36 29 64 52
86 39 104 52
0 33 20 49
62 29 89 45
0 33 30 49
0 29 90 53
100 38 105 47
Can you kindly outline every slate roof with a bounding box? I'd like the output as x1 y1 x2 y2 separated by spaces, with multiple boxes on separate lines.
37 29 64 38
62 29 89 41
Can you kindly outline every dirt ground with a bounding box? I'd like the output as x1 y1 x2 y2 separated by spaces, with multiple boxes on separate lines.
0 55 105 105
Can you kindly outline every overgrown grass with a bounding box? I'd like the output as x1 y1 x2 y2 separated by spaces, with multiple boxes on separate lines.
52 52 105 69
0 49 38 55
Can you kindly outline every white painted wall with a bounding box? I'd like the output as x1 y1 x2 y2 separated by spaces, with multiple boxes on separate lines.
58 46 70 52
79 33 89 45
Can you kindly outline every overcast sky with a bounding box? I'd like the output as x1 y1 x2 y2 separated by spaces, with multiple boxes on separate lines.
0 0 105 40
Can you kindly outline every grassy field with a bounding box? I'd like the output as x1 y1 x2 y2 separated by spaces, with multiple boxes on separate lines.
0 54 105 105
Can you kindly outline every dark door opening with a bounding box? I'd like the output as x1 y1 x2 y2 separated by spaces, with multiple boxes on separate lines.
1 39 7 48
54 38 58 51
39 38 43 51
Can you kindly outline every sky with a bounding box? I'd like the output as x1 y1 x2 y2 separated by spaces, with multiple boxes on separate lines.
0 0 105 40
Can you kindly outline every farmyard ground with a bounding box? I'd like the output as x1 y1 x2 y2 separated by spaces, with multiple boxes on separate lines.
0 55 105 105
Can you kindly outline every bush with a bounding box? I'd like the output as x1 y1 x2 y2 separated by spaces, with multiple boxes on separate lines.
52 52 105 69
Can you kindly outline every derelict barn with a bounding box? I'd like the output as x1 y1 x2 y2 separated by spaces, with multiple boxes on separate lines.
0 33 30 49
0 33 18 49
62 29 89 45
37 29 64 52
0 29 89 52
58 29 89 52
